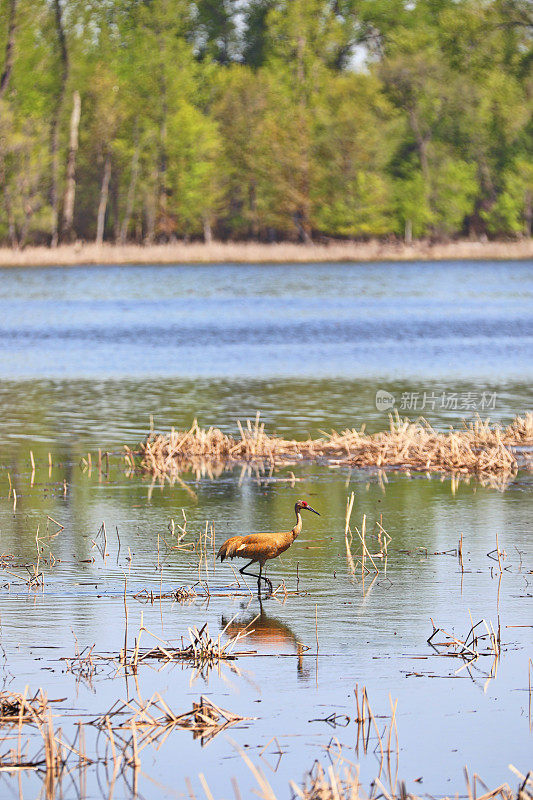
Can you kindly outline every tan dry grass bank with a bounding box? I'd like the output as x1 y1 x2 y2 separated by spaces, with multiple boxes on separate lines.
0 238 532 267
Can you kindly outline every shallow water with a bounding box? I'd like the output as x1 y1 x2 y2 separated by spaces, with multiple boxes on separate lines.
0 260 531 799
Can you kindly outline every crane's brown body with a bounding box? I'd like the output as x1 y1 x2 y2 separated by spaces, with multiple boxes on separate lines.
217 500 319 594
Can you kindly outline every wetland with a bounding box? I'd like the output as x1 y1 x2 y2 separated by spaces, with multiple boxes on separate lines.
0 260 531 799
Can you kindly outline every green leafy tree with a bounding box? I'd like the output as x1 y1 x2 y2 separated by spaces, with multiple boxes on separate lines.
312 73 396 237
166 101 223 240
482 160 533 236
0 0 531 244
191 0 239 64
0 99 51 247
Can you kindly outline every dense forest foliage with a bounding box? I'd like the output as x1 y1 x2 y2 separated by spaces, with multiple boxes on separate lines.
0 0 531 246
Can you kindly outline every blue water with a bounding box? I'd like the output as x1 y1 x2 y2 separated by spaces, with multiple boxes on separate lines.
0 260 531 380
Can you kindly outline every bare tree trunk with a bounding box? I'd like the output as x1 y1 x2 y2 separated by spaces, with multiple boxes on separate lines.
112 174 120 242
524 189 532 238
3 190 17 246
408 107 430 182
119 127 140 244
294 210 312 243
158 97 168 238
50 0 68 247
0 150 17 246
3 188 17 247
19 200 35 249
249 181 259 239
144 170 158 244
0 0 17 98
203 215 213 244
61 90 81 241
155 26 168 239
96 155 111 245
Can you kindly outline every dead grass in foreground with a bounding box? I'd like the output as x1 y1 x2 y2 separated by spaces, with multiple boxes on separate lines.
135 412 533 478
286 762 533 800
0 238 532 267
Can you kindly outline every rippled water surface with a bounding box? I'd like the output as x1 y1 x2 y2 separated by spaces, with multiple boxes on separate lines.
0 260 531 800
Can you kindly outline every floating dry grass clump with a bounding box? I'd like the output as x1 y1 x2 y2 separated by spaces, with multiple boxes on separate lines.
0 688 85 797
0 689 48 725
93 693 250 751
132 622 248 668
427 616 503 688
134 412 532 478
134 415 307 473
89 618 254 679
427 618 501 659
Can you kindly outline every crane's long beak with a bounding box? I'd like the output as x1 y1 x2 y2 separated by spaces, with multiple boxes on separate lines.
306 505 320 515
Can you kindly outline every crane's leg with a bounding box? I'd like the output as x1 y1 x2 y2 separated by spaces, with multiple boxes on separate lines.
262 566 273 594
240 561 272 595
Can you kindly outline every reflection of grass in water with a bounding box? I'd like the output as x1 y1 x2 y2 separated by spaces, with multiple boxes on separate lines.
195 736 533 800
286 760 533 800
1 680 530 800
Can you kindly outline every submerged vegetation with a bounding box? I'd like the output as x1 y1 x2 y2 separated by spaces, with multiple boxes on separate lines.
135 412 533 478
0 0 532 247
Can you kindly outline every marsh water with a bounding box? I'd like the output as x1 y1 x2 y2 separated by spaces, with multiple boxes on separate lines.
0 260 531 799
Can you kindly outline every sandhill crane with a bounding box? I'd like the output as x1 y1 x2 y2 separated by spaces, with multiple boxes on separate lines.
216 500 320 594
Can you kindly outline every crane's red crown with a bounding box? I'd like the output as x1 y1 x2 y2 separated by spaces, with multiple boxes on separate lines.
296 500 320 515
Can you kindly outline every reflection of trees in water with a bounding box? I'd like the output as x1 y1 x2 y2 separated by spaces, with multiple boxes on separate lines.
222 600 310 679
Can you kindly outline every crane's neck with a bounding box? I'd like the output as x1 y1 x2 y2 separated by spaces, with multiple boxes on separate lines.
291 509 303 541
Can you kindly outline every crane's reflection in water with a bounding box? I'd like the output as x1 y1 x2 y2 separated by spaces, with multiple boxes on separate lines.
222 599 310 680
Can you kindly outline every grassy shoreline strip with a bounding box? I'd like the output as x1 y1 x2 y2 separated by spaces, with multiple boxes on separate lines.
0 239 532 268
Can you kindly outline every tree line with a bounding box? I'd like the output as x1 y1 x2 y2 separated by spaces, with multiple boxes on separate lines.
0 0 531 247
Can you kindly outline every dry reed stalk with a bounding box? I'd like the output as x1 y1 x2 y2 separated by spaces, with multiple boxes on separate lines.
345 493 357 576
4 564 43 589
122 576 128 666
61 635 98 687
428 616 502 671
487 535 508 571
527 659 533 730
345 498 391 582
